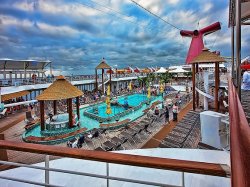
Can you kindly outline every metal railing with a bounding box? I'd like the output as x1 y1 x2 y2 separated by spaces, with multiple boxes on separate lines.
0 73 146 87
0 140 230 187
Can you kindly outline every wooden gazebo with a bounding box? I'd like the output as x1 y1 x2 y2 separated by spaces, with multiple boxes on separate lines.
95 58 112 93
36 75 83 131
190 48 226 112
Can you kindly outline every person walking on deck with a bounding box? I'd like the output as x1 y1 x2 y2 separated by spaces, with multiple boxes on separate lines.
172 103 178 121
165 107 169 124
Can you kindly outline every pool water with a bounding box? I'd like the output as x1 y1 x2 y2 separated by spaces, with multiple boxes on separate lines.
86 94 148 118
25 94 163 137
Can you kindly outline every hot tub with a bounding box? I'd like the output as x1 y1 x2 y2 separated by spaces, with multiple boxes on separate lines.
45 113 78 131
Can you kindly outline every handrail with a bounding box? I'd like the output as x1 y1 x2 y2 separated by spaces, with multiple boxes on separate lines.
0 140 230 177
228 78 250 187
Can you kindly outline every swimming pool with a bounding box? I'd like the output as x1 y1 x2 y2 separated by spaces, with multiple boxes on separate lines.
24 94 163 138
84 94 149 121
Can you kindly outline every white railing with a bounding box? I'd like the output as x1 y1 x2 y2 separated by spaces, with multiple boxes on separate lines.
0 156 183 187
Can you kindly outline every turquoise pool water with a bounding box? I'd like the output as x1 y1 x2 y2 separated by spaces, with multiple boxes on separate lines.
86 94 148 118
24 94 163 137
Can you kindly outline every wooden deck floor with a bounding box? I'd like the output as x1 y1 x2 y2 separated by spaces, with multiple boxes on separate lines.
0 111 26 133
0 111 61 169
142 101 193 148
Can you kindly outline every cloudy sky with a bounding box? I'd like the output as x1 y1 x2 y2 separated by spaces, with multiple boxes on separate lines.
0 0 249 75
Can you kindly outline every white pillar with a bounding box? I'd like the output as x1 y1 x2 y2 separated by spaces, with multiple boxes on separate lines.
203 71 209 110
24 62 27 79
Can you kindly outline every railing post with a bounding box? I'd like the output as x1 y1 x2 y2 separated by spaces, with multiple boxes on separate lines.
182 172 185 187
45 155 50 187
106 162 109 187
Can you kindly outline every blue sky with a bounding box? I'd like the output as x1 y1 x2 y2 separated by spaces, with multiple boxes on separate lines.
0 0 249 75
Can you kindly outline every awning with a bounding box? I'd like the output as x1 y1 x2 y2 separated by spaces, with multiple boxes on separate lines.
1 90 30 102
0 59 51 70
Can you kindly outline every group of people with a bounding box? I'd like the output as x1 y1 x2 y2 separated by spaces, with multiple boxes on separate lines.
147 102 179 124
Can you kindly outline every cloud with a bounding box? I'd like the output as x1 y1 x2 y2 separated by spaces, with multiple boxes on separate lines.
0 0 248 74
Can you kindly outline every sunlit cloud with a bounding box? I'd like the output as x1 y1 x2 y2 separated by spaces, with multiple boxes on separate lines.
0 0 248 75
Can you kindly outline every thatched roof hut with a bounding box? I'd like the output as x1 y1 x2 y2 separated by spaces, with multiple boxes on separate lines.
190 48 224 112
190 48 226 64
96 59 111 69
36 75 83 101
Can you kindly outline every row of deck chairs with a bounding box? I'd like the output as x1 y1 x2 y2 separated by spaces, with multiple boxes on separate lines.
94 121 153 151
67 112 165 151
94 113 166 151
158 111 200 148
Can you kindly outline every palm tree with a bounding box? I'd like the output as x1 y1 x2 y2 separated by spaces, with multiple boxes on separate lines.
137 76 143 87
158 72 171 84
147 73 156 85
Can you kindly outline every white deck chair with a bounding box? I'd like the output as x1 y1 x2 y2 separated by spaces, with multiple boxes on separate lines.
0 108 7 118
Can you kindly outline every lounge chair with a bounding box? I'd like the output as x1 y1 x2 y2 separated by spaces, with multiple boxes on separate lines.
95 146 105 151
0 108 7 119
102 140 116 151
111 137 123 145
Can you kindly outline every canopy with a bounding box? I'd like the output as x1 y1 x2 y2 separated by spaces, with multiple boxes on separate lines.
169 67 189 73
0 59 51 70
241 56 250 69
106 68 116 74
151 67 156 72
155 67 167 73
141 69 151 73
134 67 141 73
127 66 134 73
147 67 154 73
36 75 83 101
1 90 30 102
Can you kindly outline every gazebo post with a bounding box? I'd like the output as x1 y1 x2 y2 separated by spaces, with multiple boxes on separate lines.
192 64 196 111
195 63 199 108
76 96 80 120
68 98 73 128
67 99 69 113
95 68 98 92
215 62 219 112
40 101 45 131
102 69 104 94
53 100 57 115
109 68 112 93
